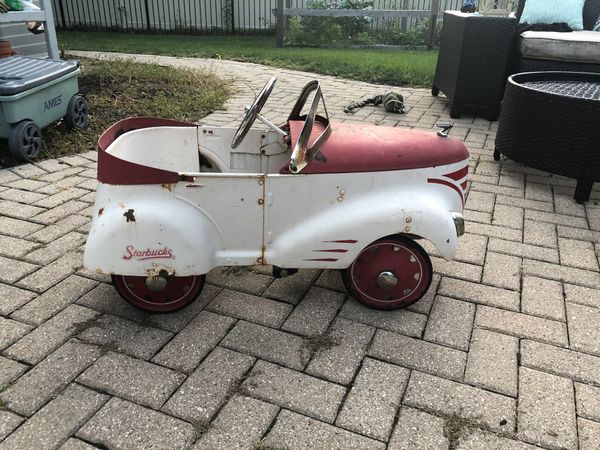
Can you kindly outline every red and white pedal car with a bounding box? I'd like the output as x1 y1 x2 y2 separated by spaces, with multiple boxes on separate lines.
84 78 469 313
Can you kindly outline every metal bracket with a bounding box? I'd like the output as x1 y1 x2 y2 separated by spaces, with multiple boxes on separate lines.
288 81 332 174
436 122 454 137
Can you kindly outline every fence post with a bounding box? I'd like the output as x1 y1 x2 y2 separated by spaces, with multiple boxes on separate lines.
276 0 284 47
426 0 440 49
57 0 66 29
400 0 408 32
144 0 151 31
285 0 291 30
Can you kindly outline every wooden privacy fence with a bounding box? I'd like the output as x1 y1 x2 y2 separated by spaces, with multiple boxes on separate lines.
276 0 440 48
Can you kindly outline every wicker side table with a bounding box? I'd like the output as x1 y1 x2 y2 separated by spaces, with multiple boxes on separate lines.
495 72 600 203
432 11 516 120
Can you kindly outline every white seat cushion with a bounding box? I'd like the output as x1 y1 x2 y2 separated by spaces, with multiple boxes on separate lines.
519 30 600 64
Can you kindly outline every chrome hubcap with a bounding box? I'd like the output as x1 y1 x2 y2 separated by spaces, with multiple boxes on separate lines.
145 276 168 291
376 271 398 289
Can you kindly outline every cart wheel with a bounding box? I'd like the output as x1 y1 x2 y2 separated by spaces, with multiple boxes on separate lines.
493 149 501 161
111 274 205 313
431 85 440 97
9 120 42 161
64 94 89 130
342 236 433 310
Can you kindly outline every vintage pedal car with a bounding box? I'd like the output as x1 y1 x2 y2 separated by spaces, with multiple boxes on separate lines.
84 78 469 313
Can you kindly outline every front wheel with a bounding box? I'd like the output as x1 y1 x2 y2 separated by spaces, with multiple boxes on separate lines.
112 274 205 313
342 236 433 310
9 120 42 161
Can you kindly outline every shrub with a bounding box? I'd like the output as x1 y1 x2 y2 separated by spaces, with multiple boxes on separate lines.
286 1 441 47
286 0 374 46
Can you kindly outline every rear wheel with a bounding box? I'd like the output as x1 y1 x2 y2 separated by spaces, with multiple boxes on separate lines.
342 236 433 310
112 274 205 313
64 94 89 130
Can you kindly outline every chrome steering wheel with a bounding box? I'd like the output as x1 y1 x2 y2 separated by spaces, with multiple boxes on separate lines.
231 77 277 149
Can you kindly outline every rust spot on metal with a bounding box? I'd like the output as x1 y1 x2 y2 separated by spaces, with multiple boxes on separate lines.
255 245 267 265
124 209 136 223
258 199 264 205
162 183 175 192
145 265 175 277
98 207 104 216
150 269 170 278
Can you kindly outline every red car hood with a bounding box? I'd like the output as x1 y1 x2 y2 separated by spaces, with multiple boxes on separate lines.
282 120 469 174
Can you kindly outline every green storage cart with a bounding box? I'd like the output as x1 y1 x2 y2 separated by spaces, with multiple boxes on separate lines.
0 55 88 161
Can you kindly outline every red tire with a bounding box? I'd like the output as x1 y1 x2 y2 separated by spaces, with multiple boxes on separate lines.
342 236 433 310
111 274 205 313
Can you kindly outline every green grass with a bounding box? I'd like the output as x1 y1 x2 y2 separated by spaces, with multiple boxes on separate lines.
0 57 231 167
58 31 438 88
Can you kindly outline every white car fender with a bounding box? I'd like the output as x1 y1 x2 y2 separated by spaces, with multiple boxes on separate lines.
83 184 221 277
266 187 460 268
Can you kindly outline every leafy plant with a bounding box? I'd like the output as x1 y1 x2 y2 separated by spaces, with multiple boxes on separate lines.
222 0 234 32
399 18 430 48
285 1 441 47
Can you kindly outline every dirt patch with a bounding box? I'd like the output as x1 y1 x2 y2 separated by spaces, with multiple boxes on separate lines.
300 334 339 361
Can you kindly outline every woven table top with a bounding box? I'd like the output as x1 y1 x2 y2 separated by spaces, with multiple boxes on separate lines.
522 80 600 101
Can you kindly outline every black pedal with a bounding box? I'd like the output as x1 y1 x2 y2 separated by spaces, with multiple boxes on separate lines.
272 266 298 278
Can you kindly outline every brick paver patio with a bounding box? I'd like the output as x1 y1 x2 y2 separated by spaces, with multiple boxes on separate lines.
1 52 599 449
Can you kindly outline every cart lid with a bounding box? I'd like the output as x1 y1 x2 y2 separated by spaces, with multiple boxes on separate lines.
0 56 79 96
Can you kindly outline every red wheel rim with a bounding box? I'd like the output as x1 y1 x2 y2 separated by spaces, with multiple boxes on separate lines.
112 275 203 313
348 239 431 307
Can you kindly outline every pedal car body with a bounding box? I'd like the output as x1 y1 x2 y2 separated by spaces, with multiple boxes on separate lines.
84 78 469 312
